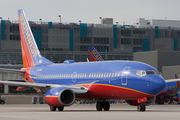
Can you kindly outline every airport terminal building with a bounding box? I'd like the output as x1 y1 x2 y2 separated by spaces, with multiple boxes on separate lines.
0 18 180 64
1 17 180 93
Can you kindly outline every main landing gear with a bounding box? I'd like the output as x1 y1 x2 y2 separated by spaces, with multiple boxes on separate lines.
137 104 146 112
96 101 110 111
50 106 64 111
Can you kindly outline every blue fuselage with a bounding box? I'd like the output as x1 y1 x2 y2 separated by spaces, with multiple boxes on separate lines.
28 60 165 98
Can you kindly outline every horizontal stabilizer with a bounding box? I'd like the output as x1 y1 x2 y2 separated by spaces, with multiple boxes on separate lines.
0 68 25 73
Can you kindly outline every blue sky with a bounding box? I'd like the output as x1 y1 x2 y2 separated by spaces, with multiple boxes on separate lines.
0 0 180 25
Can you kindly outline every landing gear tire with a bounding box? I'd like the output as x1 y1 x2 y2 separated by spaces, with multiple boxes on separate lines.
50 106 56 111
137 104 146 112
58 106 64 111
103 101 110 111
96 101 103 111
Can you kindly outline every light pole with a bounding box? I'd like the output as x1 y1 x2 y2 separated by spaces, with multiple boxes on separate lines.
58 15 61 23
99 17 102 24
39 19 42 24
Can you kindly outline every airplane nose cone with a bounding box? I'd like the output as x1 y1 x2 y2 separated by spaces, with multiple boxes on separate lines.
150 76 166 95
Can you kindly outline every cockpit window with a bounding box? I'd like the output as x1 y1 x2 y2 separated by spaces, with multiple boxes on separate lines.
146 71 155 75
136 70 160 76
154 71 160 75
142 71 146 76
136 71 146 76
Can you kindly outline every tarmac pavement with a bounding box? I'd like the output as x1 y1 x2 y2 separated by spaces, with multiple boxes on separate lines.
0 103 180 120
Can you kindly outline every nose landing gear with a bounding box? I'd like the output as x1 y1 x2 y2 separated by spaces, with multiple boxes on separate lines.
137 104 146 112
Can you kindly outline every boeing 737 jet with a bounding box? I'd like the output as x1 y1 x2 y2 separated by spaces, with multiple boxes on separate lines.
0 9 168 112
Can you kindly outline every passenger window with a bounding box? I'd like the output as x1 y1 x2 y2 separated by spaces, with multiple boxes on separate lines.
104 73 106 77
117 73 120 77
115 73 117 77
106 73 108 77
109 73 111 77
101 73 103 77
112 73 114 77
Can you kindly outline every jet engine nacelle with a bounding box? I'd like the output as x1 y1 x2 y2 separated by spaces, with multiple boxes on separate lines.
44 87 75 107
126 97 156 106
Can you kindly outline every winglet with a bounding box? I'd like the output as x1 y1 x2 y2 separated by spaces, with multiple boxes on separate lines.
18 9 53 68
88 47 104 61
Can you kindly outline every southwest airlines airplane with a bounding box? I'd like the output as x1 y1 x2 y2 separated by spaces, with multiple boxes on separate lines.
0 9 168 112
88 47 180 104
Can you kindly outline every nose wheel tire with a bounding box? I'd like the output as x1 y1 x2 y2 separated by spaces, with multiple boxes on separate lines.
137 104 146 112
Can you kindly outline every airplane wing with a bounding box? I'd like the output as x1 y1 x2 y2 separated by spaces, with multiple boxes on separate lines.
0 68 88 94
0 80 88 94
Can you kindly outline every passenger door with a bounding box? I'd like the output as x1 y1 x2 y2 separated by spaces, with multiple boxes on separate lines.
121 67 130 85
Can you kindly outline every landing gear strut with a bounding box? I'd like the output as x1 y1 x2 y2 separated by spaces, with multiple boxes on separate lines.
96 101 110 111
137 104 146 112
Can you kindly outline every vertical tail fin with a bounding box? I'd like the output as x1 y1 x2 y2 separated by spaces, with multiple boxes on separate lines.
175 74 178 79
88 47 104 61
18 9 53 68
